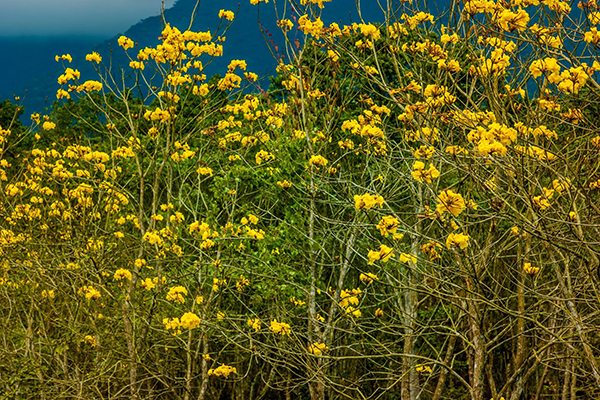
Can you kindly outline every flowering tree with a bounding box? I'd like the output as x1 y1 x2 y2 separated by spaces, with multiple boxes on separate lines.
1 0 600 399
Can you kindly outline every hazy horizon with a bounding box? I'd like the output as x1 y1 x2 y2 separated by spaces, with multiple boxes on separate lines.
0 0 175 37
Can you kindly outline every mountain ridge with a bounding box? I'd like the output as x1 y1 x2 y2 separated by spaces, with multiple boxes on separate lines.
1 0 390 116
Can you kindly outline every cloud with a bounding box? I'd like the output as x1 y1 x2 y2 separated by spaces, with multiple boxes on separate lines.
0 0 175 37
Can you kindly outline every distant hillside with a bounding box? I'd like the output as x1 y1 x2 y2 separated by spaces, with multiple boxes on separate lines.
1 0 392 116
0 36 104 110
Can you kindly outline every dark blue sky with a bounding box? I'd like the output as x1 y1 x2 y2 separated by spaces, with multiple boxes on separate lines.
0 0 175 37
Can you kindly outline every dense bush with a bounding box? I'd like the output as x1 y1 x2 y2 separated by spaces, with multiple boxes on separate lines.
1 0 600 399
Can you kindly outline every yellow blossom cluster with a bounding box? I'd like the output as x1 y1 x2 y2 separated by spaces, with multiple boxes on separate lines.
523 263 540 275
208 365 237 377
367 244 395 264
300 0 331 8
218 9 235 20
114 269 132 281
85 52 102 63
354 193 385 210
78 285 101 300
298 15 325 38
76 80 102 92
436 190 466 217
376 216 402 237
399 253 417 264
163 317 182 335
411 161 440 183
269 319 291 335
446 232 470 250
166 286 187 303
338 288 362 317
529 58 591 94
467 122 518 157
180 312 201 329
359 272 379 283
401 12 434 30
247 318 261 331
308 342 328 355
308 155 328 167
57 68 80 85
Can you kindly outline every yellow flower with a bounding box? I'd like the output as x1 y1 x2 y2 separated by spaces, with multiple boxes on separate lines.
143 231 163 245
308 342 328 355
358 23 380 40
359 272 379 283
130 61 145 70
376 216 401 237
83 335 96 347
236 275 250 291
308 155 328 167
415 364 432 373
436 190 466 217
523 263 540 275
411 161 440 183
79 286 101 300
354 193 385 210
217 73 242 90
247 318 261 331
212 278 227 292
118 36 134 50
244 72 258 82
277 180 292 189
163 317 181 334
166 286 187 303
141 278 156 290
339 288 361 308
421 241 442 261
218 9 235 21
170 211 185 224
227 59 247 73
114 269 132 281
180 312 201 329
208 364 237 377
197 167 213 176
367 245 395 264
344 306 362 318
55 54 73 63
245 228 265 240
56 89 70 99
298 15 325 39
85 52 102 63
399 253 417 264
495 8 530 32
255 150 275 165
375 308 384 318
529 57 560 80
42 122 56 131
290 296 306 306
269 319 291 335
446 232 469 250
532 195 551 210
277 19 294 32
